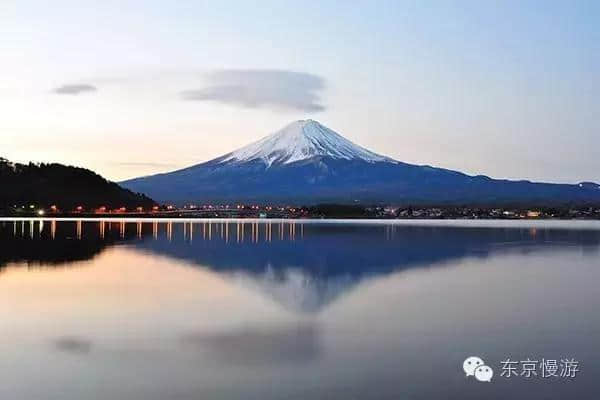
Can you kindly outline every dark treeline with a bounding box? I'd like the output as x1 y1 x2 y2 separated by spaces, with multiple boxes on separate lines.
0 158 155 211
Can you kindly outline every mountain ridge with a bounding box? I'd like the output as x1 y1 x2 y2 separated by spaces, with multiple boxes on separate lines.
121 121 600 205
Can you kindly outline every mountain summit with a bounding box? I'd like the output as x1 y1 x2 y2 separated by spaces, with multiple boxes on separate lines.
121 120 600 205
218 119 394 167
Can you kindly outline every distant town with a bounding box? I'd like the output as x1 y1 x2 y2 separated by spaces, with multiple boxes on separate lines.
3 158 600 221
3 203 600 220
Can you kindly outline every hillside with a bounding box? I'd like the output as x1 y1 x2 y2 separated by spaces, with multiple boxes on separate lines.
0 158 155 211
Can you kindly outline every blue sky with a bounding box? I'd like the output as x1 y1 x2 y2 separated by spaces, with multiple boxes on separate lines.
1 0 598 182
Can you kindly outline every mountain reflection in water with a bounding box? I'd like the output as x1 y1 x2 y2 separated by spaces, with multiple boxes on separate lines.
2 219 600 400
2 219 599 313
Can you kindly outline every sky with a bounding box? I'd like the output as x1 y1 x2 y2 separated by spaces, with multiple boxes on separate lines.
1 0 598 183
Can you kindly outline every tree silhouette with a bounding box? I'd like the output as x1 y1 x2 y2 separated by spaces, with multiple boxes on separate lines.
0 158 155 212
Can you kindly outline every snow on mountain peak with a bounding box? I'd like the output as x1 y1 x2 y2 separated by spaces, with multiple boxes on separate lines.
220 119 395 167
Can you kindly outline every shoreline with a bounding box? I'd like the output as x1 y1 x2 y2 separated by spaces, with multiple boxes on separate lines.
2 217 600 230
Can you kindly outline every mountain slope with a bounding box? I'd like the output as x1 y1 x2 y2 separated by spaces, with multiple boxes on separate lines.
121 120 600 205
219 119 394 166
0 158 155 210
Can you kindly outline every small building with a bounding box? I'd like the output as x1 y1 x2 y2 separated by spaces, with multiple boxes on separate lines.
527 210 541 218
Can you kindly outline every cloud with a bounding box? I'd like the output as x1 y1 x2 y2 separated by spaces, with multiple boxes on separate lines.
53 336 92 354
181 69 325 112
114 162 179 168
52 84 97 95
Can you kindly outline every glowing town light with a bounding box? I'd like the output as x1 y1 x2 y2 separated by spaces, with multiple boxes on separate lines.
37 210 45 216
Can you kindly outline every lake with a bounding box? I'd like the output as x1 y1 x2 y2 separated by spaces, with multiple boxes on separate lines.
1 219 599 399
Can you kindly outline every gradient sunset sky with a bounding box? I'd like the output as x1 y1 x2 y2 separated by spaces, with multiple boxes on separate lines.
1 1 598 182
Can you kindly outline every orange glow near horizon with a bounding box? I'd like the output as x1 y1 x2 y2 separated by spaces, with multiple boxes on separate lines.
0 247 287 339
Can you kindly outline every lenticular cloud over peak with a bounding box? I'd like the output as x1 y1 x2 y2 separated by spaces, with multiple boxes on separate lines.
181 69 325 112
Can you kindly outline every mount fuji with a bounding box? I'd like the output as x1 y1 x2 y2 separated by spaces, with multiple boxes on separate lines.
121 120 600 205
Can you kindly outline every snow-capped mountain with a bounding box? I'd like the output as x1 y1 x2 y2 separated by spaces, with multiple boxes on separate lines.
121 120 600 205
218 119 394 167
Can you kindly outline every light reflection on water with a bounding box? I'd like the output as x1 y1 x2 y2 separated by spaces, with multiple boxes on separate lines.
0 219 599 400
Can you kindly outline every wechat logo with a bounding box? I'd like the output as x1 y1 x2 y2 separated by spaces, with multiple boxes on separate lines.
463 356 494 382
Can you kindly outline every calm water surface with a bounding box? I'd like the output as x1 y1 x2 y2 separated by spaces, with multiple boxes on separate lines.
1 219 599 399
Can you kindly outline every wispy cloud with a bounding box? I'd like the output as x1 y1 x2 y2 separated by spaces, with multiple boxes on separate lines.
52 84 97 95
181 69 325 112
53 336 92 354
114 162 179 168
